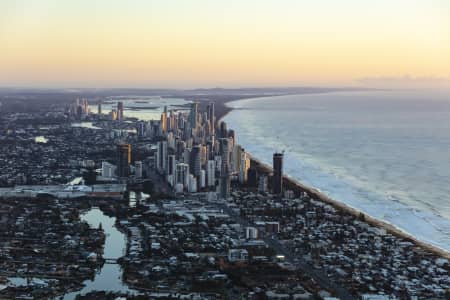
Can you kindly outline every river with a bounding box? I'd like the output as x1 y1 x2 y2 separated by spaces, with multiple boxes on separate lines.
62 208 135 299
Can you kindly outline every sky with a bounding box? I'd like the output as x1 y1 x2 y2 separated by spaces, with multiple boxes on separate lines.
0 0 449 89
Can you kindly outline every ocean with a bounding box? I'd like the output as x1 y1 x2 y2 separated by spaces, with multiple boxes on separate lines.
223 90 450 252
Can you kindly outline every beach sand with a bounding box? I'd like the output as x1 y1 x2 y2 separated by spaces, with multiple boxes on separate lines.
212 95 450 260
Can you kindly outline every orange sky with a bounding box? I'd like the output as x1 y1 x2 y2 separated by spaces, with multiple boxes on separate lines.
0 0 449 88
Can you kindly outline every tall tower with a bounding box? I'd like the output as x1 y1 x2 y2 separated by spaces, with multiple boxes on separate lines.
157 141 168 173
190 145 202 177
220 121 227 138
207 160 216 187
219 138 230 199
272 152 284 195
117 144 131 178
190 102 198 129
97 102 102 115
134 161 143 178
117 102 124 121
208 102 215 136
161 109 167 134
176 163 190 188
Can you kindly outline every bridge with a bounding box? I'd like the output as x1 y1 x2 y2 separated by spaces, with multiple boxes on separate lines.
104 258 118 264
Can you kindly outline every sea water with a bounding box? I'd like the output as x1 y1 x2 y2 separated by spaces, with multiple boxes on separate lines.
224 90 450 252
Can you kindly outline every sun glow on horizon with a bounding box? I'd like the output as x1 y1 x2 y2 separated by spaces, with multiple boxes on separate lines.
0 0 449 88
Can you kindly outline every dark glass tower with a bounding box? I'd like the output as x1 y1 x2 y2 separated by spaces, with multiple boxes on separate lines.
117 101 124 120
117 144 131 177
272 152 283 195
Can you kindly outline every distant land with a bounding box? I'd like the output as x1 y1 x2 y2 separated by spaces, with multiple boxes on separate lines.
0 86 370 117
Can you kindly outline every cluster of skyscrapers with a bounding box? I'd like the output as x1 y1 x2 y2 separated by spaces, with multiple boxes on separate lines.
69 98 90 118
70 99 125 121
152 102 250 198
109 101 124 121
107 101 284 197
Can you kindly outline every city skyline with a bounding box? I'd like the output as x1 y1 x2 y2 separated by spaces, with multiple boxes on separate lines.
1 0 449 89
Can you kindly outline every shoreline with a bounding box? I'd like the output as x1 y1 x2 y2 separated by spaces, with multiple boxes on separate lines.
250 155 450 260
218 94 450 260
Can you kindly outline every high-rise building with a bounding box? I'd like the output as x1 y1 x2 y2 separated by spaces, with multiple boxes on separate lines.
232 145 243 174
97 103 102 115
111 109 118 121
101 161 116 178
161 106 167 134
245 227 258 239
176 140 186 158
135 161 143 178
169 109 176 132
220 121 227 138
258 175 268 193
239 152 250 184
219 138 230 199
208 102 215 136
188 174 197 193
200 169 206 189
207 160 216 187
176 163 190 188
190 102 198 129
167 155 176 186
190 145 202 177
219 138 230 173
137 121 146 137
273 152 284 195
167 155 176 177
157 141 168 173
247 167 258 187
117 102 124 121
117 144 131 177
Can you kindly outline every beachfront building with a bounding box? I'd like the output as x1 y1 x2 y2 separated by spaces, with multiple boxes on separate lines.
273 152 284 195
150 99 257 198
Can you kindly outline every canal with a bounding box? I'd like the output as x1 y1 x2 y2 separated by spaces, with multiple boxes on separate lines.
62 208 136 299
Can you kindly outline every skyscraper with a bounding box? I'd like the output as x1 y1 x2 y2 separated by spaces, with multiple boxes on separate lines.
207 102 215 136
272 152 284 195
168 155 176 177
176 163 190 188
219 121 227 138
167 154 176 186
239 151 250 184
219 138 230 199
134 161 142 178
117 102 124 120
190 102 198 129
207 160 216 187
157 141 167 173
117 144 131 177
190 145 202 177
161 106 168 134
97 102 102 115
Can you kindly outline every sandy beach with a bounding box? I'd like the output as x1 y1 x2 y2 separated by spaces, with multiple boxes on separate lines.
216 96 450 261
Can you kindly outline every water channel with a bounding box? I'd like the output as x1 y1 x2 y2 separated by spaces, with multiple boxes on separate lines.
62 208 135 299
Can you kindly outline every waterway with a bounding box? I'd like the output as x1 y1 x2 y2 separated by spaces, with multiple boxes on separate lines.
91 96 191 121
71 122 102 130
62 208 135 299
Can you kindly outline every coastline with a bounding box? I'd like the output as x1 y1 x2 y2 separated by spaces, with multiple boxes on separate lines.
217 95 450 260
